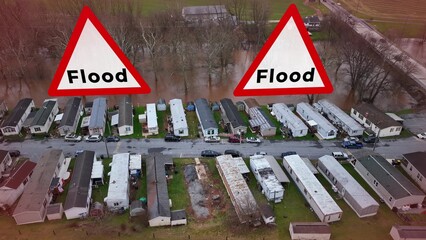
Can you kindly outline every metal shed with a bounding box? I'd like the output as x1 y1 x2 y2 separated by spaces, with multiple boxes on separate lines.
296 102 337 139
318 155 379 218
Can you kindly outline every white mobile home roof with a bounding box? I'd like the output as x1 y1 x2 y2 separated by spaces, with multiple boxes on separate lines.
250 157 283 194
284 155 342 216
91 160 104 180
146 103 158 130
106 153 129 202
169 99 188 131
297 102 337 137
129 154 142 171
272 103 308 132
318 155 378 210
318 100 364 133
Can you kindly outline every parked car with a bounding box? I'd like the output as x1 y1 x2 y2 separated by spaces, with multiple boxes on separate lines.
363 136 378 143
64 133 82 142
281 151 297 158
106 135 120 142
344 136 360 142
85 134 103 142
164 133 181 142
224 149 242 158
417 132 426 139
204 136 220 143
201 150 221 157
228 136 241 143
332 151 349 160
246 137 261 143
341 140 363 149
9 150 20 157
252 151 267 156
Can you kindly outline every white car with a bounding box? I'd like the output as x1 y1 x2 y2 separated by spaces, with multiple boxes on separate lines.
246 137 261 143
252 151 267 156
417 132 426 139
85 135 103 142
204 136 220 143
64 133 82 142
332 152 349 160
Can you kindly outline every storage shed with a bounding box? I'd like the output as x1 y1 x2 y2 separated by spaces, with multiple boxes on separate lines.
170 99 189 136
46 203 63 221
283 155 342 223
130 200 145 217
318 155 379 218
194 98 218 137
390 225 426 240
171 210 187 226
157 98 167 111
289 222 331 240
352 151 425 210
272 103 308 137
296 102 337 139
317 99 364 137
216 155 261 225
104 153 129 211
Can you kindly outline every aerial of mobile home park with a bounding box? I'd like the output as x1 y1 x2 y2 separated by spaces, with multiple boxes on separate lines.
0 93 425 239
1 0 426 239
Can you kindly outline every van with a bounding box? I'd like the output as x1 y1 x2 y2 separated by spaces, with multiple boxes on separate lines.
228 136 241 143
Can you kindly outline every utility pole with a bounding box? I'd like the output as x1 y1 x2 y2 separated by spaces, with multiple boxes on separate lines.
373 128 381 152
104 137 110 158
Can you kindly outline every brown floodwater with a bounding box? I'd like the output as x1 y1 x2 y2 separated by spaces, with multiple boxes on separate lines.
0 44 420 112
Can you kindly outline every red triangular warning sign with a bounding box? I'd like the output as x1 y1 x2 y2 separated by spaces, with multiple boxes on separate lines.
48 6 151 96
234 4 333 96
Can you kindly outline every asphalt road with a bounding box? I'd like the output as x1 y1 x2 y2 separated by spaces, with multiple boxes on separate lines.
1 136 425 162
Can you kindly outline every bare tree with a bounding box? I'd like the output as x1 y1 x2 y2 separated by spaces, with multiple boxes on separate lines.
226 0 246 24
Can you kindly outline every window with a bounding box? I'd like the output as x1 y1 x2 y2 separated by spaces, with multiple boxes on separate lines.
23 178 28 185
410 166 413 171
126 127 131 131
390 128 394 132
389 197 393 202
304 188 307 195
365 120 371 126
34 127 41 132
360 115 364 121
296 177 299 183
326 169 330 176
396 127 401 132
373 180 378 187
179 129 184 134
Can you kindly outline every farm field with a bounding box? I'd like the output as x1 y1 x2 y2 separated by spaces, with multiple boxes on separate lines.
1 157 426 240
338 0 426 37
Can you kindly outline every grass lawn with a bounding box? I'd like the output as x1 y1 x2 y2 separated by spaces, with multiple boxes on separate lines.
185 111 200 138
213 111 225 133
168 158 193 210
91 157 112 203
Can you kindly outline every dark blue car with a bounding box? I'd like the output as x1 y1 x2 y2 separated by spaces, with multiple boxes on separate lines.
341 141 363 149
